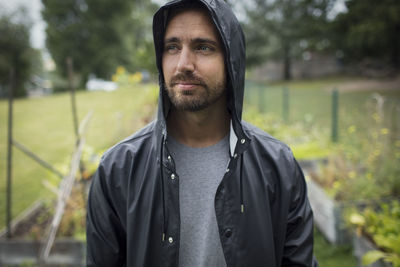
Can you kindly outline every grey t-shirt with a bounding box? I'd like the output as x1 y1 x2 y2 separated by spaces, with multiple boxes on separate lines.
167 135 230 267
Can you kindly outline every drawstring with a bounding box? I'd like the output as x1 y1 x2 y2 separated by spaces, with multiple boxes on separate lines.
240 153 245 213
160 135 166 241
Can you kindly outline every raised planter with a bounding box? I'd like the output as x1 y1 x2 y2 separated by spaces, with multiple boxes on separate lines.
0 198 86 266
306 177 350 244
0 238 85 266
353 234 392 267
299 159 351 245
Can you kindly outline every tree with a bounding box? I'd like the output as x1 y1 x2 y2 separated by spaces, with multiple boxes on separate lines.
42 0 98 86
42 0 159 87
240 0 335 80
332 0 400 68
0 8 35 97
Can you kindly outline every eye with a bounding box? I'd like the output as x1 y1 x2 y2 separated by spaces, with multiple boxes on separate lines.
196 45 213 53
164 44 179 54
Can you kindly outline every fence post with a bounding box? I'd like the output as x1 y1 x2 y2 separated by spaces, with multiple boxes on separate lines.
283 86 289 123
331 88 339 142
6 68 15 238
258 86 265 113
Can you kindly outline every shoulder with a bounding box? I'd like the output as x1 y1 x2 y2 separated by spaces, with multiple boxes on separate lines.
242 120 292 157
100 121 157 165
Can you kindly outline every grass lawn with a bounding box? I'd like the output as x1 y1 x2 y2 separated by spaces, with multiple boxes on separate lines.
0 84 158 230
314 228 357 266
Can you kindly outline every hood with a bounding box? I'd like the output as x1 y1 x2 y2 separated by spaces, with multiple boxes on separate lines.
152 0 247 138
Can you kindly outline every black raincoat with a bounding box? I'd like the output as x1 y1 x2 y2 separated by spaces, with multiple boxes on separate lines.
86 0 318 266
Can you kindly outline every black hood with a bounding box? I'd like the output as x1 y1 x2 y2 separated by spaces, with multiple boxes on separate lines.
152 0 247 138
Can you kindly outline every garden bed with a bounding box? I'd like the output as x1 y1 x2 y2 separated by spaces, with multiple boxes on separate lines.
301 161 351 245
0 183 87 266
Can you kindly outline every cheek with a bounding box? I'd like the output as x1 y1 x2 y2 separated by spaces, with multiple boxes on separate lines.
162 56 173 80
212 57 226 82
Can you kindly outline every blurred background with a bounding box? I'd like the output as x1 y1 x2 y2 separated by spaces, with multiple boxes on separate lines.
0 0 399 266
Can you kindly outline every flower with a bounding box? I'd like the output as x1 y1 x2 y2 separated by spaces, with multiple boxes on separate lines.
348 125 356 134
380 128 389 135
350 213 365 226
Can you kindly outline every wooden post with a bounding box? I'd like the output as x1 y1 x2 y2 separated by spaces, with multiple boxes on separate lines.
67 57 79 140
39 111 92 265
6 68 15 238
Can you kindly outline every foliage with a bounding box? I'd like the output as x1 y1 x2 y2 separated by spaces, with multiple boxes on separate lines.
112 66 145 87
332 0 400 68
315 94 400 201
23 183 87 241
242 106 331 160
41 0 158 86
238 0 335 79
350 201 400 267
0 8 35 98
57 183 87 240
314 228 356 266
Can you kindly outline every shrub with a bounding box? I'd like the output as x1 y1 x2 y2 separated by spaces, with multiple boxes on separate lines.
350 201 400 267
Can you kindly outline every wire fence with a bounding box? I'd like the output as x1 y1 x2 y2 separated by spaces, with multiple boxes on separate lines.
243 81 400 143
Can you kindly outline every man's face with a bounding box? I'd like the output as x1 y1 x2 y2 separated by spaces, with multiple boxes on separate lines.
162 8 226 112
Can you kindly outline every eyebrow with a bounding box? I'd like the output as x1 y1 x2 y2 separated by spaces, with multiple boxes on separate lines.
164 37 219 47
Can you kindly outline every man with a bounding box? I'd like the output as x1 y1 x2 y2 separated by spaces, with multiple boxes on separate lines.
86 0 318 266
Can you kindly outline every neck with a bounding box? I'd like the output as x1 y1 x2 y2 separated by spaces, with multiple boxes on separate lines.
167 98 230 148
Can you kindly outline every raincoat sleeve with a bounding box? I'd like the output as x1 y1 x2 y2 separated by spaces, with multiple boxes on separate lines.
282 159 318 267
86 163 126 267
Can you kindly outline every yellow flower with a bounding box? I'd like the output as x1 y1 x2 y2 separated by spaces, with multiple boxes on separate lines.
348 171 356 179
380 128 389 135
129 72 143 84
333 181 341 190
349 213 365 226
347 125 356 134
372 113 381 123
116 66 126 75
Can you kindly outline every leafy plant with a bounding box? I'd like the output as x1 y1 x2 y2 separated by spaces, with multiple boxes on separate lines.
315 93 400 200
243 106 331 160
350 201 400 266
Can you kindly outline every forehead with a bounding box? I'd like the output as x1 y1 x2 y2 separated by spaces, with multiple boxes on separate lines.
164 8 220 41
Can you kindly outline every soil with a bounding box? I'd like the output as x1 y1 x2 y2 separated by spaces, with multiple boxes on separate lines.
2 182 88 240
11 204 53 239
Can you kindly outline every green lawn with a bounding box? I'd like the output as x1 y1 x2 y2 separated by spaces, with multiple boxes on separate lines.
314 229 357 266
0 84 158 230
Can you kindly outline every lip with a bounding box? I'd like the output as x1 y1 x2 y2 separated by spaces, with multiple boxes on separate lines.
174 82 200 90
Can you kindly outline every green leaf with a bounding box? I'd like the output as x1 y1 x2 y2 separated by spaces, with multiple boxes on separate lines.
362 250 386 265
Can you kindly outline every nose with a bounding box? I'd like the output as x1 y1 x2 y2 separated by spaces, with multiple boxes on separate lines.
176 47 195 73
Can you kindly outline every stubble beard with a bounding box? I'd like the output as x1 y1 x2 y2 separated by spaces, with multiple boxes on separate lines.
165 72 226 112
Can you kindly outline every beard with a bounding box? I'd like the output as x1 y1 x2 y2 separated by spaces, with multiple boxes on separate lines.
164 72 226 112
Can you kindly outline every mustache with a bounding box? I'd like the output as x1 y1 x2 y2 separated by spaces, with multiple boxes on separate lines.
169 72 206 87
